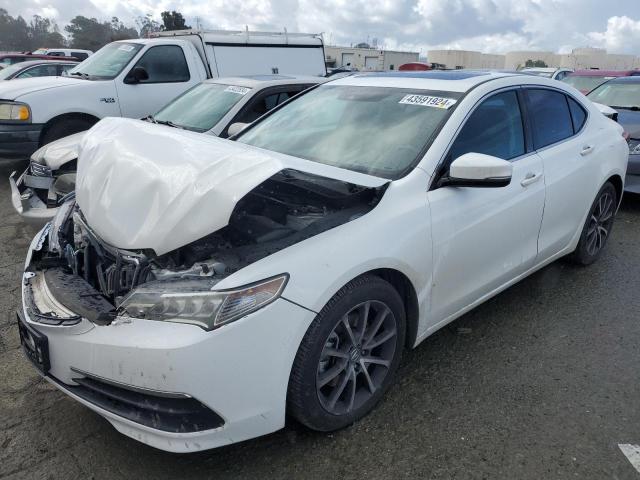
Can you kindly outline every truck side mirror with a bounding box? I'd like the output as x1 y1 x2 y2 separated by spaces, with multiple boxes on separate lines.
124 66 149 84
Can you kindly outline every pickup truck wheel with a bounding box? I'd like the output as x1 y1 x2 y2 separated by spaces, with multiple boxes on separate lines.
288 275 405 432
41 118 94 146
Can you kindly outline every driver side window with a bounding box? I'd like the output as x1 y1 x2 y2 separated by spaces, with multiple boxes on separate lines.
449 90 526 163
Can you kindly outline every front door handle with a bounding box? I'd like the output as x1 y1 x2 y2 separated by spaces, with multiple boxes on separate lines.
521 171 543 187
580 145 595 156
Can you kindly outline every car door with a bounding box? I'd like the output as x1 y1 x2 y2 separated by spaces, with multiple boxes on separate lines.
427 89 546 323
115 45 199 119
523 88 594 258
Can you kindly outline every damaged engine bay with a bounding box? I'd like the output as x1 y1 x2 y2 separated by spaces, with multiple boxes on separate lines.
25 169 387 325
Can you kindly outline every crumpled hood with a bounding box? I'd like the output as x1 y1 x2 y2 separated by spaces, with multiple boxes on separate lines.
31 131 85 168
0 76 84 100
76 118 387 255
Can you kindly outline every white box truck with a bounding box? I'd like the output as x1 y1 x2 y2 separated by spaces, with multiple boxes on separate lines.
0 29 326 159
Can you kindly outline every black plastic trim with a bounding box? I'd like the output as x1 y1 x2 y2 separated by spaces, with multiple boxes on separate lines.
50 374 225 433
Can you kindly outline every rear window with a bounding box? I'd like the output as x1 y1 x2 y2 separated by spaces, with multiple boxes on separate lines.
526 89 574 149
567 97 587 133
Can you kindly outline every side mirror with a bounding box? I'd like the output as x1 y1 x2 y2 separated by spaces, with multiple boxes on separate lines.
227 122 249 137
440 152 512 188
124 66 149 84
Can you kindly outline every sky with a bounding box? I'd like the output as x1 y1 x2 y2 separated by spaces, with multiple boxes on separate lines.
3 0 640 56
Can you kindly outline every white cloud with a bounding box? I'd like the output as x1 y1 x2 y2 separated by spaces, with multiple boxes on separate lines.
587 15 640 54
2 0 640 56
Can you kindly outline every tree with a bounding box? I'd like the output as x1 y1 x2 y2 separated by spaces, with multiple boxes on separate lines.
137 14 161 38
0 9 30 51
161 11 190 31
65 16 138 51
525 59 548 68
28 15 65 50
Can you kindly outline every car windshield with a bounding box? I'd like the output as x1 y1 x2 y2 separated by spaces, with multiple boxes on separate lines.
237 85 460 179
563 75 613 93
153 83 251 132
587 81 640 109
0 63 25 80
32 49 47 54
67 42 142 80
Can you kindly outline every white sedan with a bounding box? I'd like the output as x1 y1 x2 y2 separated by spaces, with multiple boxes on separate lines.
18 71 628 452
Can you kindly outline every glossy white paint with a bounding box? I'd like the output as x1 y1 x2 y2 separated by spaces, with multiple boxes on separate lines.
21 72 628 452
449 152 513 180
30 131 85 169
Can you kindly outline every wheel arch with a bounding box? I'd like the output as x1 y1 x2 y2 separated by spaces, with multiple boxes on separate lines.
39 112 100 146
362 268 420 350
605 174 624 207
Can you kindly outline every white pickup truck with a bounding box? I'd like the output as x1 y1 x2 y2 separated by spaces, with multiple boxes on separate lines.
0 29 326 159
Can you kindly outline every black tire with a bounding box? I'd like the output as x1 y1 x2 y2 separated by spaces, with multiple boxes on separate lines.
288 274 406 431
41 117 94 146
568 181 617 266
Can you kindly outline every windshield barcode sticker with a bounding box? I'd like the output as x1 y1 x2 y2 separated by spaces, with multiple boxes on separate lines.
399 95 457 109
225 86 251 95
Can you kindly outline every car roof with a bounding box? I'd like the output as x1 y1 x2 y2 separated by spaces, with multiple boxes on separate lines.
569 69 639 77
12 59 77 67
206 74 326 88
326 70 522 93
522 67 557 73
599 75 640 84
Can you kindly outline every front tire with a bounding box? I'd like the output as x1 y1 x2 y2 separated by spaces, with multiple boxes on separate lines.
288 275 406 431
41 117 95 146
569 181 617 265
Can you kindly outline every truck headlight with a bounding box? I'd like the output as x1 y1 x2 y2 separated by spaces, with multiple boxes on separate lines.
629 139 640 155
0 101 31 122
118 274 288 330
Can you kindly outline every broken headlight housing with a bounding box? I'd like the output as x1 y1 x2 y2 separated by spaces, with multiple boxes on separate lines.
118 274 288 330
629 139 640 155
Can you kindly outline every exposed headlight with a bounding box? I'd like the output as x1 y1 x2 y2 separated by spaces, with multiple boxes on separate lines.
0 101 31 122
118 274 288 330
629 139 640 155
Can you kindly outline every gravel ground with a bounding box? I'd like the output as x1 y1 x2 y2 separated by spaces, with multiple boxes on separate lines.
1 157 639 479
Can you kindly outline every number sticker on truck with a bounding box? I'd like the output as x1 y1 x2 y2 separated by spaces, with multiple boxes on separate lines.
224 86 251 95
399 95 457 109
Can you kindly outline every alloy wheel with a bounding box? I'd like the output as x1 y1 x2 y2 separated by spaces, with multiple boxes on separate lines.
585 190 614 256
316 300 397 416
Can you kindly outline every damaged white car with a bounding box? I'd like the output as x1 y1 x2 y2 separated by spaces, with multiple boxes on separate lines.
9 74 321 226
18 71 628 452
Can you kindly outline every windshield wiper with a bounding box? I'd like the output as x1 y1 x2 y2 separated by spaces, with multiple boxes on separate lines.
610 105 640 111
69 71 91 80
155 119 183 129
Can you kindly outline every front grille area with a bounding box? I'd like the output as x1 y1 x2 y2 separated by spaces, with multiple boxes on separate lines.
51 374 225 433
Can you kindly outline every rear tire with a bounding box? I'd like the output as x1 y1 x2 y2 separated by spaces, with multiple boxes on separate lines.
288 275 406 432
41 117 95 146
568 181 617 266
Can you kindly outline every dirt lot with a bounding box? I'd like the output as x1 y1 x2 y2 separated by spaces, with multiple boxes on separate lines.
1 157 639 479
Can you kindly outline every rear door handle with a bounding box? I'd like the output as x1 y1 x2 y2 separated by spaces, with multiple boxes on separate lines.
520 172 543 187
580 145 595 156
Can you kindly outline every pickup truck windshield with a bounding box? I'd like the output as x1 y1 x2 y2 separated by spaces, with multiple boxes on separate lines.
154 83 251 132
237 85 460 179
68 42 142 80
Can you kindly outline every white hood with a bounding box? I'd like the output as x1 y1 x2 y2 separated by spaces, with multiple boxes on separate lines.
76 118 387 255
0 76 84 100
31 131 85 168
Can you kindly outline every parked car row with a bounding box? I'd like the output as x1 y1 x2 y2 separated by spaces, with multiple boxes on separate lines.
12 65 629 453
